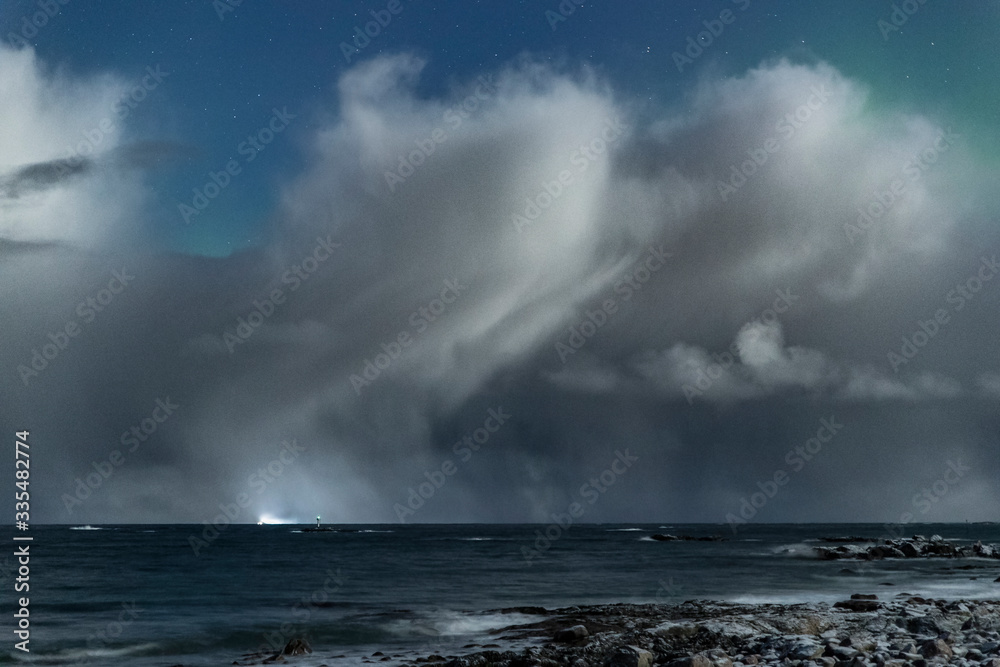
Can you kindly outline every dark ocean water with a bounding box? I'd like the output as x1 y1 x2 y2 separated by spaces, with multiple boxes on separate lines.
5 523 1000 666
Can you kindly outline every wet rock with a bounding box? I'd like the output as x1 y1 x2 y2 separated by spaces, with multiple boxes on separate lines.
851 595 878 601
281 638 311 656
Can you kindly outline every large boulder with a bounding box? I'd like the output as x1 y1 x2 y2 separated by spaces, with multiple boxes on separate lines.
282 638 312 655
554 624 590 642
834 599 879 612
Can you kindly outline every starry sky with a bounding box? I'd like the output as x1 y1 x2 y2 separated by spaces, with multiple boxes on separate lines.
1 1 999 524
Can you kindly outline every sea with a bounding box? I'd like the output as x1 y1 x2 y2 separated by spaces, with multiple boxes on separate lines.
5 523 1000 666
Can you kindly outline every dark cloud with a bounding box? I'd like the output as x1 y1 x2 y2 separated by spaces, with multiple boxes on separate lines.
0 158 93 199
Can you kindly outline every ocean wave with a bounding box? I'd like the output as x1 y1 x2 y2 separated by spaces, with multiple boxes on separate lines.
15 641 161 662
69 525 102 530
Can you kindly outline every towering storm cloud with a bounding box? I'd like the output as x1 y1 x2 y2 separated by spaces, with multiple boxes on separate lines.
1 34 998 525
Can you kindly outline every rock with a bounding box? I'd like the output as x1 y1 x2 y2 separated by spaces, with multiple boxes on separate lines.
606 645 653 667
981 659 1000 667
918 639 952 659
667 655 713 667
651 534 679 541
850 594 878 601
554 625 589 642
704 648 733 667
787 640 824 660
831 646 859 660
994 576 1000 582
834 600 879 612
282 638 312 656
904 616 941 635
655 621 699 638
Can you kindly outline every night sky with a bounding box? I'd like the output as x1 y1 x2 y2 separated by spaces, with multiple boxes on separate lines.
1 0 999 525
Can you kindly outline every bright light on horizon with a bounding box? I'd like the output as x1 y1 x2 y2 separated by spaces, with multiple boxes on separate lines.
256 513 298 525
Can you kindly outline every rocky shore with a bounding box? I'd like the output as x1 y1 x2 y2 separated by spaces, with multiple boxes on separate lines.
237 594 1000 667
394 596 1000 667
814 536 1000 561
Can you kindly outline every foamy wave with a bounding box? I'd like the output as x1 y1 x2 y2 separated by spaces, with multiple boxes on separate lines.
21 641 161 661
69 525 102 530
385 610 544 639
607 528 644 532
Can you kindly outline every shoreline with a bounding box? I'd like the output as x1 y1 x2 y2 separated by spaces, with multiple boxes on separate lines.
408 596 1000 667
235 594 1000 666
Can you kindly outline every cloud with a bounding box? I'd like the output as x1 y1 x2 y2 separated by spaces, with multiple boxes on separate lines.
2 52 998 524
978 372 1000 398
0 45 150 247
